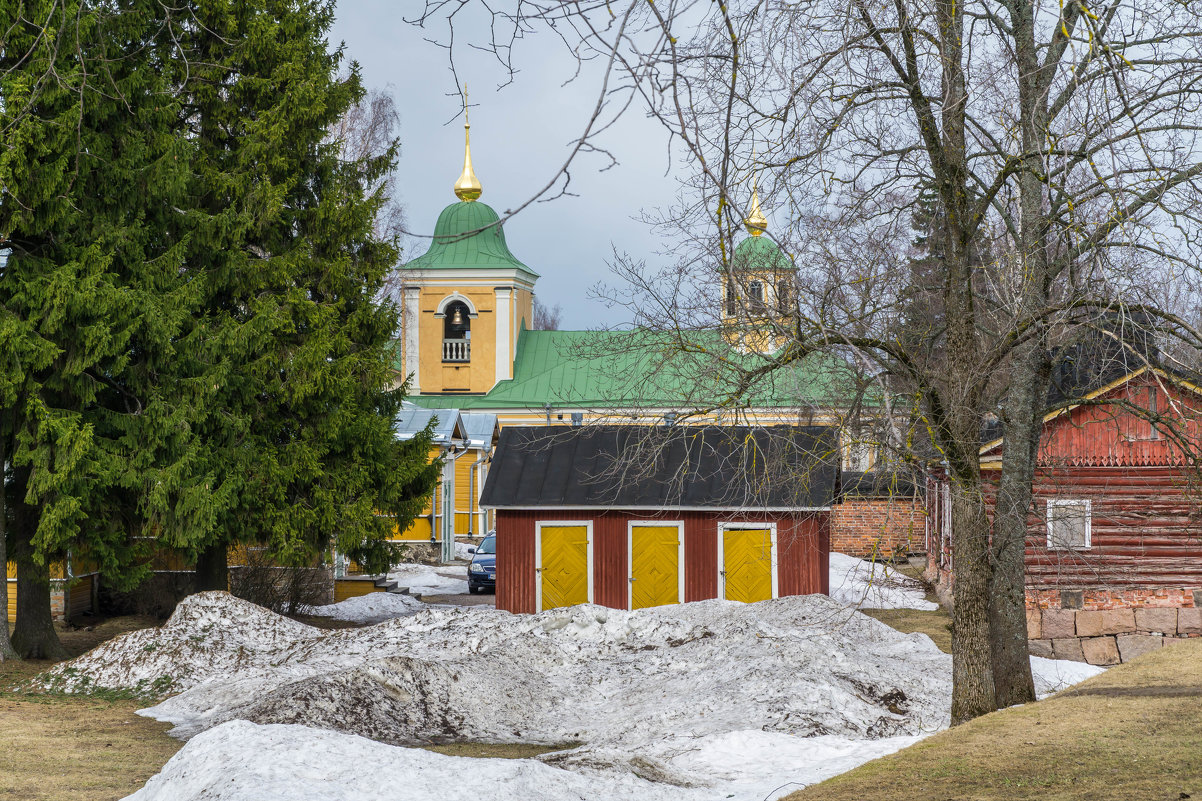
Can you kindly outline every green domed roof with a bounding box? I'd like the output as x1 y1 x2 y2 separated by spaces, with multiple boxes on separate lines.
728 234 795 272
406 201 539 276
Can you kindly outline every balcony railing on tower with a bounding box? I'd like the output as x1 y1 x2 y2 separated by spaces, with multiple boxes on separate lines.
443 338 470 363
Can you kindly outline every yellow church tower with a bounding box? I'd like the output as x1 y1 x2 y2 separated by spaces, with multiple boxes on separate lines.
400 122 538 395
721 183 795 351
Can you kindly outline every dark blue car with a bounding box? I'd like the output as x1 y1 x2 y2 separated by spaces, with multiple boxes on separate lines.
467 535 497 594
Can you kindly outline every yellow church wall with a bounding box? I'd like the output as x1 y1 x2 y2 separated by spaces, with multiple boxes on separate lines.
418 285 500 394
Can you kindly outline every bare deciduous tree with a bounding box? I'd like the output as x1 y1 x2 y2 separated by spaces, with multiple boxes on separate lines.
532 298 563 331
418 0 1202 722
327 78 407 300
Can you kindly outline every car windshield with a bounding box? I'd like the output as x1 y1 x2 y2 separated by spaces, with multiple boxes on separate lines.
476 536 496 555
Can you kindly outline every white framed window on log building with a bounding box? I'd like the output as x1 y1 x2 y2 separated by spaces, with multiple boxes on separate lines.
1046 498 1091 550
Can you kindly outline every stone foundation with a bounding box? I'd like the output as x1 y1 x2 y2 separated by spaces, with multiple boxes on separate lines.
1026 603 1201 664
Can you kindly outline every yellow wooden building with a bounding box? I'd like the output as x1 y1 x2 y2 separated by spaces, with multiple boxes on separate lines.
389 404 498 547
5 556 99 622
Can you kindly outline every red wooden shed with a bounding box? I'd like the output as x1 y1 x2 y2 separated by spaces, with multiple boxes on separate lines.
480 425 838 613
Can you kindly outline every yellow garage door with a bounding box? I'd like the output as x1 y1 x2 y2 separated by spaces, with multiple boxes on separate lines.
539 525 589 610
722 528 773 603
631 525 681 609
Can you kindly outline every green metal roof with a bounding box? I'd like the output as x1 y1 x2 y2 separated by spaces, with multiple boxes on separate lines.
721 235 795 272
405 201 539 276
408 327 863 412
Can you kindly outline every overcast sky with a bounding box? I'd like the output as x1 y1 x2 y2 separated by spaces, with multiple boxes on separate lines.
330 1 682 329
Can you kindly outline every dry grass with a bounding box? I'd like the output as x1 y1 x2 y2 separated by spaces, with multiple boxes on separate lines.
786 638 1202 801
858 561 953 654
0 617 182 801
860 608 953 653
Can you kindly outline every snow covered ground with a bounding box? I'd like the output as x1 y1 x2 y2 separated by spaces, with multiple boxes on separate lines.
84 591 953 800
303 593 425 625
386 563 469 596
38 553 1104 801
126 721 926 801
828 553 938 611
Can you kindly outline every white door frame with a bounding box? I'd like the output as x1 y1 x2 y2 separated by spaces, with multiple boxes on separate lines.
534 520 594 611
717 521 779 602
626 520 685 610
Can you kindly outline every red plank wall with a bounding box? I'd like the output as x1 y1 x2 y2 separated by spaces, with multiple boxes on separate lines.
495 509 829 614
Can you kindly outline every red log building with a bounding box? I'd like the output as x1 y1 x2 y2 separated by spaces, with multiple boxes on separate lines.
928 366 1202 662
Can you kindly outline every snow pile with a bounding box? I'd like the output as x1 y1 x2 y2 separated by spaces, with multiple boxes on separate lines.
126 721 925 801
304 592 425 624
40 592 322 697
829 553 937 611
48 591 1103 800
123 593 951 749
388 563 469 596
453 540 477 561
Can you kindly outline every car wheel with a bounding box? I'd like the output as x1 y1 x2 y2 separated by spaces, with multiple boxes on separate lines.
468 585 479 595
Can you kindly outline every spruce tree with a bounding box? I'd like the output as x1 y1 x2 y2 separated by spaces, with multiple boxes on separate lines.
165 0 438 587
0 1 198 657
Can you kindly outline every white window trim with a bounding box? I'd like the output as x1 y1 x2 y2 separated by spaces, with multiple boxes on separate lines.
534 520 594 611
1046 498 1092 550
717 521 779 602
433 292 480 318
626 520 685 610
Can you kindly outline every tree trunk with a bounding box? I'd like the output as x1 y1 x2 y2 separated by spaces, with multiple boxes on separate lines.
0 432 18 661
988 342 1046 707
10 472 67 660
991 0 1056 710
948 474 997 723
195 542 229 592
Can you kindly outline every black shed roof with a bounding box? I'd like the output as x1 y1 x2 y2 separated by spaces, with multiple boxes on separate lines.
480 425 840 511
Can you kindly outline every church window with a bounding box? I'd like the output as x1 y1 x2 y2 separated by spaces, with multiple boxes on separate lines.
748 281 765 313
777 280 790 314
726 280 736 316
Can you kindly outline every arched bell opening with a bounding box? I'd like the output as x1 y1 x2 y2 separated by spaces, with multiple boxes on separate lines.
443 301 472 362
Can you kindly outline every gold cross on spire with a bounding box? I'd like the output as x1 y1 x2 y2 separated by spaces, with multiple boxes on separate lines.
454 83 483 202
744 147 767 236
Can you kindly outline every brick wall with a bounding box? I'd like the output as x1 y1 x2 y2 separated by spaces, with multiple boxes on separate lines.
1028 586 1202 612
831 496 925 558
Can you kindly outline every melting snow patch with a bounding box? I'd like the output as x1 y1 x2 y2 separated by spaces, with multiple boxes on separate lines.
1030 655 1106 697
125 721 929 801
387 563 469 596
829 553 938 611
304 592 425 624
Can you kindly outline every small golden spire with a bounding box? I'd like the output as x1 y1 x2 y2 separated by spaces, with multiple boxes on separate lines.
744 183 767 236
454 87 482 202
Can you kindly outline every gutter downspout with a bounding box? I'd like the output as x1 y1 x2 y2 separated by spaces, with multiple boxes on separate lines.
468 449 489 537
441 445 470 563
